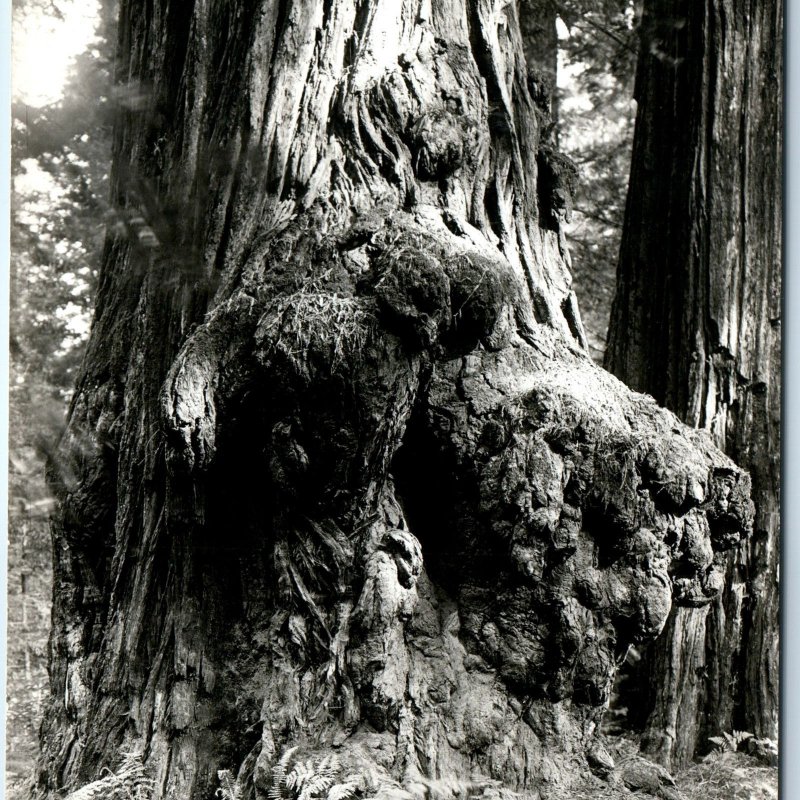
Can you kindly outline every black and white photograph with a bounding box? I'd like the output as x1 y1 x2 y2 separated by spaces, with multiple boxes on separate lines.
6 1 783 798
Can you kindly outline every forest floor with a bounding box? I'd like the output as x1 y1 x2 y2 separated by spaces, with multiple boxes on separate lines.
559 735 778 800
672 754 778 800
5 734 779 800
561 757 778 800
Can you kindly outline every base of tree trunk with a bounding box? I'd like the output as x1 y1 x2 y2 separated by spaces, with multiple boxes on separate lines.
37 213 751 800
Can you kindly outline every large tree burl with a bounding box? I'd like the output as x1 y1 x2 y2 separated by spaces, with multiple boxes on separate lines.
160 211 752 795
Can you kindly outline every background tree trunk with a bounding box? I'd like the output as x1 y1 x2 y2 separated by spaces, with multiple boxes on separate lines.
605 0 781 769
37 2 752 798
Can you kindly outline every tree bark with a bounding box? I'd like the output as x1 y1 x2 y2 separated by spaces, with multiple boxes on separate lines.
37 2 752 798
605 0 781 769
519 0 559 131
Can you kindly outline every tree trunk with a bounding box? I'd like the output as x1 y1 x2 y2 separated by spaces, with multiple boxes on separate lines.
605 0 781 769
37 2 752 798
519 0 559 132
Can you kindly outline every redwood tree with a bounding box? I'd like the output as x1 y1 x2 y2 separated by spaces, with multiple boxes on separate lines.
37 2 752 798
606 0 781 768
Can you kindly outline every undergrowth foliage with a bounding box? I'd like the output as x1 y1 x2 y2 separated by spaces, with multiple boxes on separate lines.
705 730 778 768
216 769 241 800
63 751 153 800
54 735 777 800
217 747 358 800
708 730 753 754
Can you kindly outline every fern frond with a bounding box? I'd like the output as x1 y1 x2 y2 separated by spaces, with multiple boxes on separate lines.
287 761 314 793
280 745 301 769
316 755 337 777
708 729 755 754
216 769 242 800
63 751 154 800
299 772 335 800
327 782 358 800
270 746 300 800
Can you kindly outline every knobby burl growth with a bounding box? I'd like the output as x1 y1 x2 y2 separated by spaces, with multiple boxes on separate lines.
162 210 751 794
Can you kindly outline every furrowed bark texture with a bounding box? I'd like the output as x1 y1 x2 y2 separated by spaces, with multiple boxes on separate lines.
519 0 559 131
605 0 781 768
38 2 751 798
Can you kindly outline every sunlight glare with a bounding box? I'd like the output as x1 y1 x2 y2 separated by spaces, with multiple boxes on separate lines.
12 0 101 107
